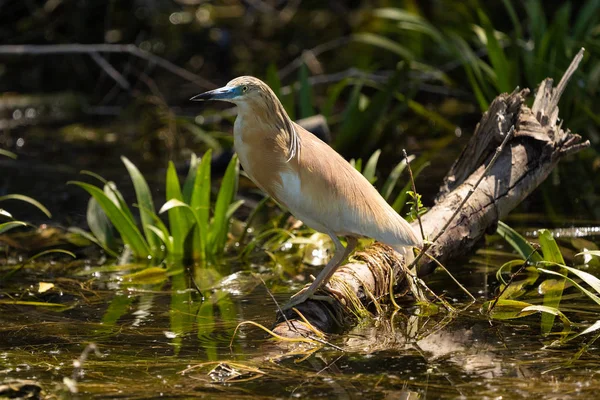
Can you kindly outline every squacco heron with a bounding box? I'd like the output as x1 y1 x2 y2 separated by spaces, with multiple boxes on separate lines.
191 76 422 309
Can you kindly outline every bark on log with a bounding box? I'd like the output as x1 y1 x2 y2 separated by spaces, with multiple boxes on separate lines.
272 49 590 338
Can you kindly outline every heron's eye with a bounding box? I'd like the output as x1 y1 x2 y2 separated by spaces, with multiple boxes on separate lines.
242 86 248 93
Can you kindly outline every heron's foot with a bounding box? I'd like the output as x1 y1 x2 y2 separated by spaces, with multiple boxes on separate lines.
281 286 342 311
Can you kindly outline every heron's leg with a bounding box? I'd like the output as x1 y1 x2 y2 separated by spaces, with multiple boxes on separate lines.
283 235 358 309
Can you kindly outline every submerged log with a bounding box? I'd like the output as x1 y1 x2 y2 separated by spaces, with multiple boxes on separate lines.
272 49 590 338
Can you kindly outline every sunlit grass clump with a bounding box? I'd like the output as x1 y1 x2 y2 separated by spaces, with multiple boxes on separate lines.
70 150 242 262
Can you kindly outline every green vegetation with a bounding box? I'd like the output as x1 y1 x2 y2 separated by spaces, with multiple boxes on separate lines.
487 221 600 342
0 149 52 235
69 151 241 262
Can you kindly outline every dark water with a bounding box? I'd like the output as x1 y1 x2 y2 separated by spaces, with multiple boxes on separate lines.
2 242 600 400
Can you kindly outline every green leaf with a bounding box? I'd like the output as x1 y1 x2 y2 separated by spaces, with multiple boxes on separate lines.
265 63 282 99
539 230 565 264
182 153 199 204
448 33 492 110
484 299 535 320
539 266 600 306
122 156 161 254
122 266 168 285
502 0 523 39
159 199 204 257
322 78 350 120
179 120 222 152
496 221 543 262
190 150 212 260
0 194 51 218
209 154 239 255
520 305 572 329
391 161 429 211
103 182 136 224
80 170 108 185
477 10 512 93
0 221 27 234
69 181 150 258
165 162 193 256
0 300 69 308
381 155 413 201
362 150 381 184
146 225 171 250
86 197 116 252
0 148 17 159
353 33 414 60
538 229 566 334
68 227 120 258
298 63 315 119
226 199 245 220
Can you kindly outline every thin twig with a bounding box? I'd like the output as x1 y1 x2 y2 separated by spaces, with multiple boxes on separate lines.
0 44 215 89
254 273 293 331
186 266 204 300
89 52 131 90
278 37 352 79
488 245 540 313
410 125 516 270
403 149 425 241
423 252 476 301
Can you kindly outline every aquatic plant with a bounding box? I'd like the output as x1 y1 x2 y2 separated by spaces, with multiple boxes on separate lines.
70 150 241 261
487 221 600 340
0 149 52 235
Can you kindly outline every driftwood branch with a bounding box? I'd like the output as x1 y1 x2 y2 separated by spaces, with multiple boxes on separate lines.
273 48 590 338
0 44 216 90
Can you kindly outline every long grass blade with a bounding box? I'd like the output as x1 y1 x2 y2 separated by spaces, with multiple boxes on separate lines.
165 162 192 256
86 197 116 251
362 149 381 184
322 78 350 120
0 149 17 159
539 268 600 307
182 153 199 203
209 154 239 255
538 229 567 334
496 221 543 262
70 181 150 258
0 221 27 234
103 182 136 224
0 194 52 218
190 150 212 260
352 33 414 60
381 155 413 201
298 63 315 119
477 10 512 93
122 156 161 254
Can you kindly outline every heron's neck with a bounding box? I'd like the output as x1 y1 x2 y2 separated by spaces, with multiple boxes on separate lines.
233 97 299 162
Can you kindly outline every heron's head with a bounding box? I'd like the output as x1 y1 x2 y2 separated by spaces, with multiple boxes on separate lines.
190 76 274 107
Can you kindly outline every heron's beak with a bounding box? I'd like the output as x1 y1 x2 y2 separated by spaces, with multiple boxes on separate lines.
190 86 235 101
